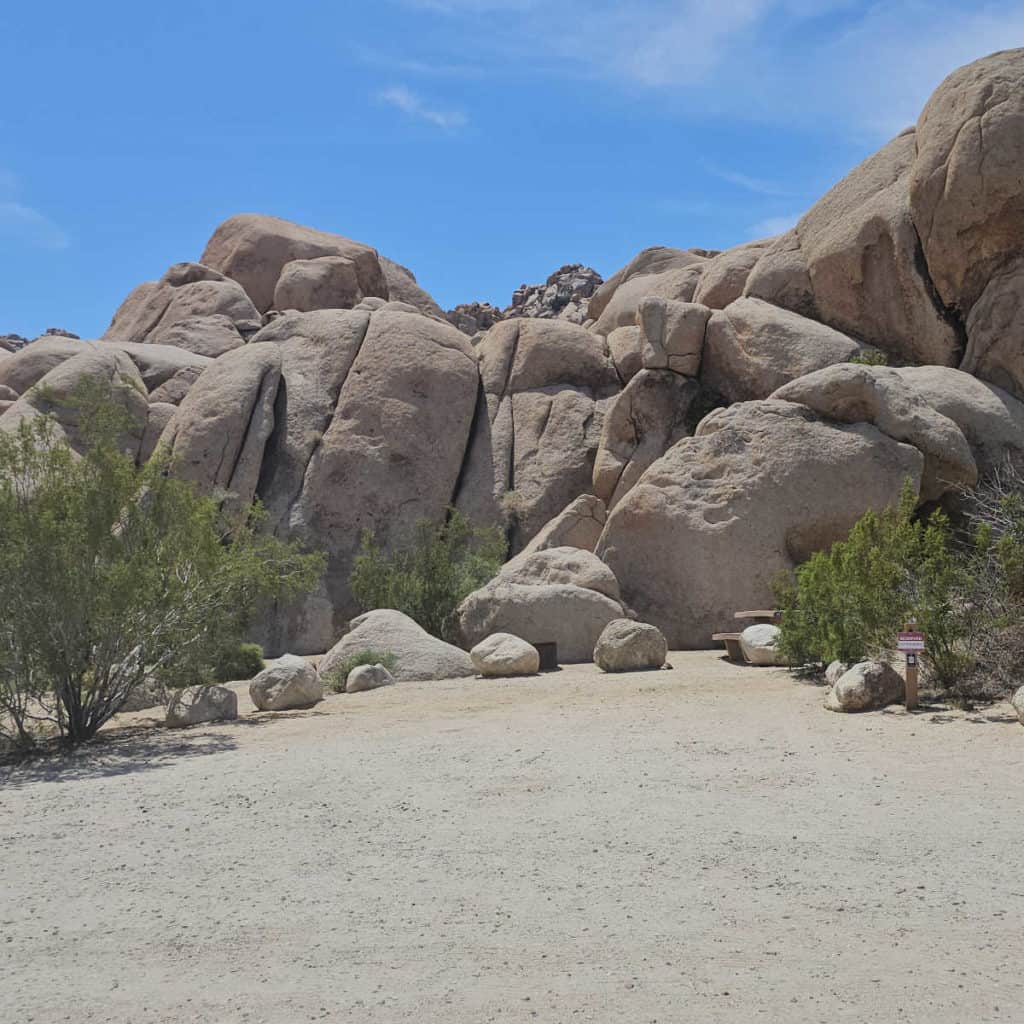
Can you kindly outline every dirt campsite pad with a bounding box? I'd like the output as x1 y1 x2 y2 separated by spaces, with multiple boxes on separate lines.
2 652 1022 1023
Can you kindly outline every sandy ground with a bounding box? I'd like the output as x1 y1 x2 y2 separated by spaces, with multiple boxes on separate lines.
1 652 1022 1024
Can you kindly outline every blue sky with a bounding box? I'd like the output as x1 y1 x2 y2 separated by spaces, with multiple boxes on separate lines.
2 1 1023 337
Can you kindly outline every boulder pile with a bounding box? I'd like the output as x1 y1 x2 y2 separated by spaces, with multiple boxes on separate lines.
5 49 1024 661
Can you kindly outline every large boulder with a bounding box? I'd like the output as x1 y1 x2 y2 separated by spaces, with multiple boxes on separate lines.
104 342 212 392
592 370 699 510
158 343 282 511
772 363 977 502
596 400 923 648
518 493 607 556
470 633 540 677
249 654 323 711
455 318 620 551
639 298 710 375
910 49 1024 314
273 256 365 312
0 336 85 395
147 314 245 358
894 365 1024 475
593 619 667 673
104 262 261 346
961 257 1024 401
319 610 474 683
739 624 785 667
588 246 708 326
456 547 627 662
0 345 148 459
253 308 479 654
165 685 239 728
139 402 177 462
745 132 961 366
592 262 707 338
701 297 863 404
380 257 444 318
606 326 644 383
825 661 905 713
200 214 388 313
692 240 772 310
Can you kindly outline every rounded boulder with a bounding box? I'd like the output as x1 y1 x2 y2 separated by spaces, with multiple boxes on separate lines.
470 634 540 677
249 654 323 711
593 619 667 673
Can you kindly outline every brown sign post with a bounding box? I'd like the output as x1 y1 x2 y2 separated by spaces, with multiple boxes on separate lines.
896 621 925 711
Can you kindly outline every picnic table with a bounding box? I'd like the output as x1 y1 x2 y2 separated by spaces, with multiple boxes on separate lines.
734 609 782 625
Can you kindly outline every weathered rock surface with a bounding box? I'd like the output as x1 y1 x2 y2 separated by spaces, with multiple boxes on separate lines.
104 262 261 346
606 326 644 383
593 370 699 510
140 402 177 462
456 318 620 551
470 633 540 677
639 298 710 375
518 494 607 557
200 214 388 313
825 661 905 712
446 302 504 337
693 240 772 310
255 308 479 654
0 345 148 458
596 401 923 648
744 230 818 320
158 343 281 510
345 663 395 693
773 363 977 501
961 257 1024 401
457 548 626 663
588 247 708 326
147 314 245 358
593 263 707 338
702 297 862 404
739 624 785 667
910 48 1024 314
894 365 1024 474
147 366 202 405
0 336 85 395
504 264 602 325
319 610 474 683
249 654 323 711
593 619 667 672
825 661 850 686
165 685 239 728
380 257 445 319
273 256 364 312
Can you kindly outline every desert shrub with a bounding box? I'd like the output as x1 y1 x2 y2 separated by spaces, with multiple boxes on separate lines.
0 395 325 752
849 349 889 366
322 649 398 693
349 508 506 641
210 642 266 684
775 482 970 688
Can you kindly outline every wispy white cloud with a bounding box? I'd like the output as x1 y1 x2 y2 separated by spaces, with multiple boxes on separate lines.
748 213 799 239
0 200 71 250
705 163 794 197
389 0 1024 140
354 44 484 78
379 85 468 129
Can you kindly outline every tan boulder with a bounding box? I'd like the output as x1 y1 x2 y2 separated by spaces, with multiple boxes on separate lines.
319 610 474 683
0 336 85 395
457 547 627 663
470 633 540 677
518 494 607 557
105 342 212 392
743 230 817 319
592 265 706 337
456 318 620 551
593 370 699 510
798 130 960 365
158 342 282 511
894 365 1024 475
961 257 1024 401
147 314 245 358
701 297 861 403
588 246 708 325
693 240 772 310
595 400 923 648
910 49 1024 313
257 309 479 654
104 262 261 346
165 685 238 728
639 298 710 375
140 402 177 462
273 255 363 312
593 619 667 672
249 655 323 711
200 213 387 312
825 661 905 713
607 326 643 382
380 256 444 318
0 345 148 459
147 366 203 405
772 363 977 501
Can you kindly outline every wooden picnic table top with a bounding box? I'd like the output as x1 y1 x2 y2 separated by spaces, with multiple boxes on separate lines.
734 609 781 620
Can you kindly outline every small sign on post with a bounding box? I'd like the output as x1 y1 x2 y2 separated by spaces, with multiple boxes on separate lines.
896 621 925 710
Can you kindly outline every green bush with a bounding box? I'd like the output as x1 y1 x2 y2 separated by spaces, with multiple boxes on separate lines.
210 642 266 683
848 349 889 366
0 392 325 752
322 649 398 693
775 482 970 689
349 508 506 641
